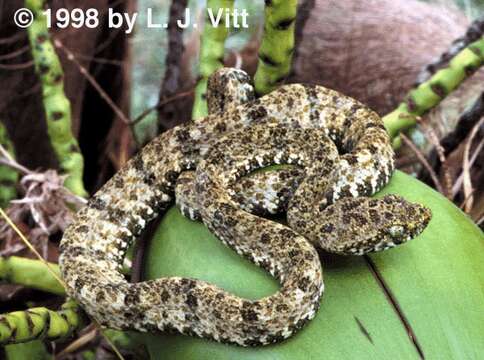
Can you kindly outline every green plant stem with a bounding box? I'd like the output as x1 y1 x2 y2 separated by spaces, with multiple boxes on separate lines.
103 330 148 357
0 122 18 207
0 300 84 345
383 38 484 140
254 0 298 95
26 0 87 197
192 0 234 119
0 256 65 295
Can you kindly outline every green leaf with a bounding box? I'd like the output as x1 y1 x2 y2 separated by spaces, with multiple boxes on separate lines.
4 341 52 360
142 171 484 359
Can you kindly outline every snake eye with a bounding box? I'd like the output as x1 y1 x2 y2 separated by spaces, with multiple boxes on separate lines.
388 225 405 237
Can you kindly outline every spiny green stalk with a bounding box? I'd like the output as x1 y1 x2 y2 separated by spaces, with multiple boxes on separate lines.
0 122 18 207
26 0 87 197
0 256 65 295
383 38 484 140
254 0 298 95
415 16 483 86
0 300 84 345
192 0 234 119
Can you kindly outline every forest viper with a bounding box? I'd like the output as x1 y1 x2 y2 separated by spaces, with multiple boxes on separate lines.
59 68 431 346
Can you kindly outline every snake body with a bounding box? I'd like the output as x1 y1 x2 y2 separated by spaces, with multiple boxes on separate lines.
59 68 431 346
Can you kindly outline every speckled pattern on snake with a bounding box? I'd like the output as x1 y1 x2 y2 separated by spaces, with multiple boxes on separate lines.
59 68 431 346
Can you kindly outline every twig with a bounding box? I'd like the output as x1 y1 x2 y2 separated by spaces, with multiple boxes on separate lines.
0 143 14 162
99 327 125 360
132 90 194 126
0 60 34 70
56 325 97 359
92 0 127 55
0 32 26 45
452 135 484 198
440 92 484 157
400 133 445 194
0 149 32 175
1 145 88 206
0 162 86 261
416 120 453 198
53 39 132 127
461 118 483 212
0 244 25 257
422 92 484 189
459 189 477 210
70 52 125 67
477 215 484 227
0 45 30 61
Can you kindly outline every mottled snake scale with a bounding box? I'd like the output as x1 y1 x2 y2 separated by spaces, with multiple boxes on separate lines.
59 68 431 346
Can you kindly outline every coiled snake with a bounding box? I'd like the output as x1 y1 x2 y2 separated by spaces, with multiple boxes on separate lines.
59 68 431 346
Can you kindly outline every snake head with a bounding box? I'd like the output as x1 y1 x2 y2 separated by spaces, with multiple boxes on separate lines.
375 194 432 249
306 194 432 255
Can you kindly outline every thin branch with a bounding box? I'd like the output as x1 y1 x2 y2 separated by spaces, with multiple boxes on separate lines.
440 92 484 157
0 142 14 161
477 215 484 227
99 327 126 360
418 91 484 189
132 89 194 126
0 144 32 175
53 39 132 127
0 45 30 61
416 120 452 198
400 133 445 195
0 145 88 207
459 189 477 210
56 325 97 358
71 52 125 67
0 158 30 175
452 135 484 198
461 118 483 212
0 32 26 45
0 60 34 70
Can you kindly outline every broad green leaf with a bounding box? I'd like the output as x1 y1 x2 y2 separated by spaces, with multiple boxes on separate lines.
142 171 484 359
4 341 51 360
